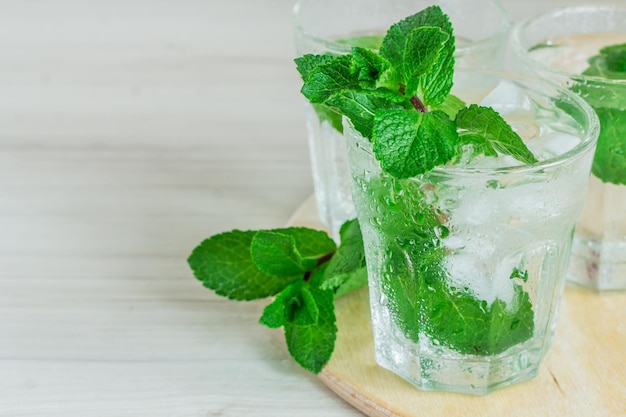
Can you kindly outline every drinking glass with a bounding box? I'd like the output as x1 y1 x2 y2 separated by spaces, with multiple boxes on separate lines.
344 70 599 394
294 0 512 240
510 5 626 292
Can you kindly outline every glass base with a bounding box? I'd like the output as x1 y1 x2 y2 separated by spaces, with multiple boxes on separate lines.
374 339 542 396
568 235 626 292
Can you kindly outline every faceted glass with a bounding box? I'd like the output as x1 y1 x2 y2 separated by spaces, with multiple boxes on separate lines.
344 71 599 394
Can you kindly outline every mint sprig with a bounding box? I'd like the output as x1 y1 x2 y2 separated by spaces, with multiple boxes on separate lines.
572 43 626 185
296 5 536 179
188 220 365 374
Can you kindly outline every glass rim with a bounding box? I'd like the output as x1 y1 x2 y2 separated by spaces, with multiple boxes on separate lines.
293 0 512 57
344 69 599 177
510 4 626 87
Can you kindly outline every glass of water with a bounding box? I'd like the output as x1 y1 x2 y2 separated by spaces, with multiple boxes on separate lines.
344 69 599 394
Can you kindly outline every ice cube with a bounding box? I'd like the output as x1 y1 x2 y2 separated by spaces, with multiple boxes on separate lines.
480 80 532 115
540 132 581 157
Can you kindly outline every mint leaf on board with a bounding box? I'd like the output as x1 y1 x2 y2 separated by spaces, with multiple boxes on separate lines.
456 104 539 165
284 267 337 374
251 231 317 277
188 230 302 300
272 227 337 261
259 280 319 328
321 219 368 297
372 109 458 178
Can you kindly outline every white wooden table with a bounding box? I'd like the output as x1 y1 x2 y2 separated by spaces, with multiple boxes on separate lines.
0 1 617 416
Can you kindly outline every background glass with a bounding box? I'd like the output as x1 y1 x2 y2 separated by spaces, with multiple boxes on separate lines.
293 0 512 240
510 5 626 292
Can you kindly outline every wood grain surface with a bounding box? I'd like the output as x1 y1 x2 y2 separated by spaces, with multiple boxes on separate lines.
1 0 621 416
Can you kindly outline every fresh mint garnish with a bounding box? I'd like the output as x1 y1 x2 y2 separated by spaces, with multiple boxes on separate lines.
372 109 457 178
296 5 538 358
456 104 539 165
297 6 535 177
188 221 365 374
573 43 626 185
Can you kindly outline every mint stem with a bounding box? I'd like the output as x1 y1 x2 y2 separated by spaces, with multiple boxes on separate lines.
410 95 427 113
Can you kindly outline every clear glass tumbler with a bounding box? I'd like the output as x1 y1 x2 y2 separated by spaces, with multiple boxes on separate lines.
510 5 626 292
344 70 599 395
293 0 512 240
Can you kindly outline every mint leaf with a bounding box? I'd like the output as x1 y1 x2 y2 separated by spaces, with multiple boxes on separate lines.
271 227 336 260
251 231 316 277
435 93 466 119
336 34 384 50
351 47 396 89
456 104 538 164
321 219 368 296
380 5 454 105
423 281 534 355
188 230 301 300
312 103 343 132
300 55 359 103
591 107 626 185
582 43 626 80
295 54 336 81
574 43 626 185
284 267 337 374
372 109 458 178
260 280 319 328
325 88 410 139
364 176 534 355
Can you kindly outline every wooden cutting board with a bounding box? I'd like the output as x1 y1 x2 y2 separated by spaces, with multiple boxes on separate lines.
288 196 626 417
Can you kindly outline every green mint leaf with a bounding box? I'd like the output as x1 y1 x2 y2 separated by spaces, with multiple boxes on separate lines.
188 230 301 300
259 280 319 329
380 5 454 105
273 227 337 260
325 88 411 139
300 55 359 103
284 267 337 374
366 177 534 355
351 47 397 89
456 104 538 164
251 231 316 277
336 34 384 50
591 107 626 185
510 267 529 283
295 54 336 81
434 93 466 119
582 43 626 80
574 43 626 185
372 109 458 178
423 281 534 355
312 103 344 132
321 219 368 296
